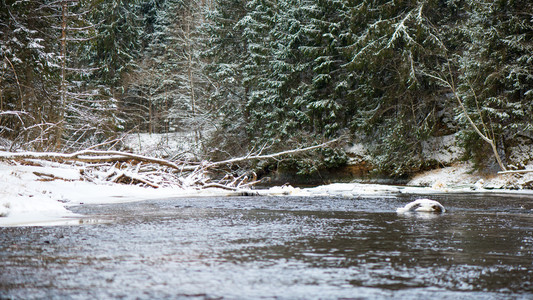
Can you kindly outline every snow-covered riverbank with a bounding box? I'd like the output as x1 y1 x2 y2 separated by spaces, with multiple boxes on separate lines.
1 160 532 227
409 162 533 189
0 160 231 226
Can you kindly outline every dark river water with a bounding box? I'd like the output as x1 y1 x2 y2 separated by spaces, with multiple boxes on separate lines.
1 192 533 299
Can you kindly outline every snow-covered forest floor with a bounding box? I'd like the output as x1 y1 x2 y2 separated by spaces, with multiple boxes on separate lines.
0 157 277 226
1 133 532 227
0 134 533 226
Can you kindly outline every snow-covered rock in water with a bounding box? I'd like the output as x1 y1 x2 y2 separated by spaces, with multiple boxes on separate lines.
396 199 445 214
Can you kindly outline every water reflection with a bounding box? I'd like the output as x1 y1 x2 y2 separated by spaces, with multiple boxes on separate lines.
1 194 532 299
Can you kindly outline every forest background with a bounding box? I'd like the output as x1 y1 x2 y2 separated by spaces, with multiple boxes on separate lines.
1 0 532 180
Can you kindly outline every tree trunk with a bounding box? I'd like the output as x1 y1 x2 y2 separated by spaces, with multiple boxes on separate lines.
55 0 68 150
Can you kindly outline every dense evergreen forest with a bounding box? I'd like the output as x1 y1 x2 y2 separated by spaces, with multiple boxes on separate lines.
1 0 532 177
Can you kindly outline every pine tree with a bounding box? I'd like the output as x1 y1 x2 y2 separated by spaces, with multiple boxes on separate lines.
240 0 316 147
299 0 352 136
238 0 283 145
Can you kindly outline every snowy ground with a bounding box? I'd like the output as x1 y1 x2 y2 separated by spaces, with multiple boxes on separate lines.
123 132 201 160
1 158 533 227
408 162 533 190
0 132 531 227
0 160 233 227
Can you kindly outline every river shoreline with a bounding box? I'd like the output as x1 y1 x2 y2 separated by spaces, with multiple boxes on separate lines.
1 160 533 227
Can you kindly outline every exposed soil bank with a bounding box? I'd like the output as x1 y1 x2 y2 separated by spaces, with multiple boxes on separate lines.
263 163 409 187
267 161 533 190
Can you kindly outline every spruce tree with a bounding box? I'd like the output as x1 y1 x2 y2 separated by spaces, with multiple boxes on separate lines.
202 0 251 159
0 0 60 150
455 0 533 168
343 0 456 176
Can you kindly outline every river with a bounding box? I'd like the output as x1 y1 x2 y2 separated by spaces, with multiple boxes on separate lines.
1 193 532 299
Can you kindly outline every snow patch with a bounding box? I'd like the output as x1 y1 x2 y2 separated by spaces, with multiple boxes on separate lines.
263 185 319 196
0 163 77 225
421 134 463 164
508 143 533 167
306 183 402 197
408 162 481 189
345 143 371 164
123 132 200 160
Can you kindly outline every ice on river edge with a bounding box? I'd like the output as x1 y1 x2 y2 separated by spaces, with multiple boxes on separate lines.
1 160 533 227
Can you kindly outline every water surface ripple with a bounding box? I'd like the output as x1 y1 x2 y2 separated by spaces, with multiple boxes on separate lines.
1 193 532 299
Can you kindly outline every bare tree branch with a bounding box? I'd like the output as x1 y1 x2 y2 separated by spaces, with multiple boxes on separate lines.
420 65 507 171
203 138 342 169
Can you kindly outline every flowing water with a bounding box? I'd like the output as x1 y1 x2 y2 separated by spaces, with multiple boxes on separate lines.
1 193 533 299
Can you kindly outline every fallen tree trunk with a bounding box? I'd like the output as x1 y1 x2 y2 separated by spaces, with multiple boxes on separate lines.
0 150 199 171
203 138 341 169
0 139 339 172
0 139 340 189
498 169 533 175
109 171 160 188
